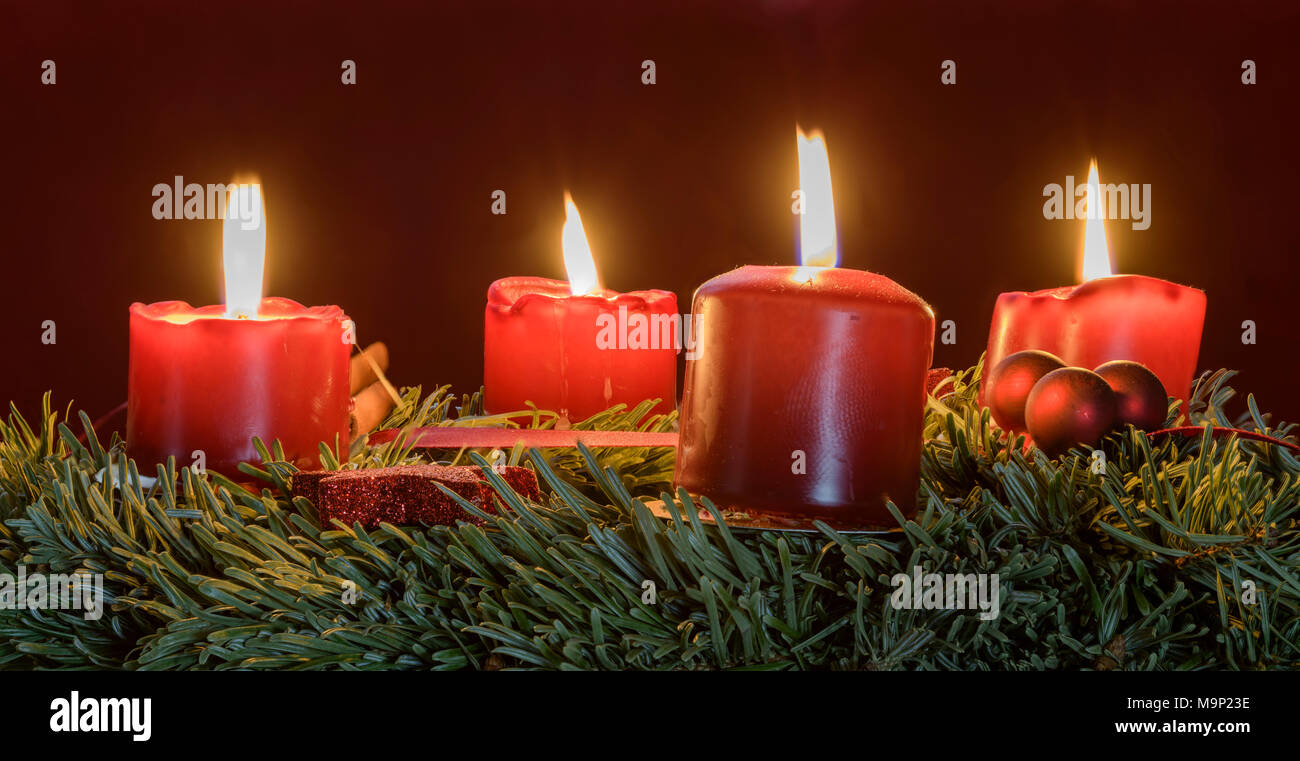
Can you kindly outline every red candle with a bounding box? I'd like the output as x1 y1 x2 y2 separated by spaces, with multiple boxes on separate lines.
127 298 351 474
985 162 1206 405
126 185 352 475
484 195 678 421
674 129 935 526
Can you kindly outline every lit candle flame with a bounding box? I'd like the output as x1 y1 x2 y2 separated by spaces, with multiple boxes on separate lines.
796 126 838 270
562 192 600 296
1080 160 1112 282
223 183 266 318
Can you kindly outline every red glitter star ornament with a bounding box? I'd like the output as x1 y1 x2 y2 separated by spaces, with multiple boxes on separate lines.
292 463 541 529
469 465 544 502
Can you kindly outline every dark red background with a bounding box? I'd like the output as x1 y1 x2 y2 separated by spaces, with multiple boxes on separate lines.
3 0 1297 427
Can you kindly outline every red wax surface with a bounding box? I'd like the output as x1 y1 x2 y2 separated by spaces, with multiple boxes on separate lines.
985 274 1206 405
484 276 678 421
675 265 935 525
127 297 351 475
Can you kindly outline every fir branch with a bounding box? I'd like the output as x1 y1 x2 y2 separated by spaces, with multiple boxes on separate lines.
0 368 1296 670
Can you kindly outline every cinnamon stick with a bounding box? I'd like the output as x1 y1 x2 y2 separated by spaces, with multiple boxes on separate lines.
351 380 397 437
349 342 390 395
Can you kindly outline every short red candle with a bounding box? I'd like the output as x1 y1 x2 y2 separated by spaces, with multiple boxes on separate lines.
988 161 1208 408
127 297 351 475
985 274 1206 406
674 265 935 525
484 276 679 420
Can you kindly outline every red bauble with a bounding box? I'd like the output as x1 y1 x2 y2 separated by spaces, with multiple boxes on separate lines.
984 350 1066 432
1024 367 1120 457
1095 360 1169 432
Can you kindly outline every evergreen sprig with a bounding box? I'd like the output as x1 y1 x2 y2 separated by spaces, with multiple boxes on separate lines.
0 365 1296 670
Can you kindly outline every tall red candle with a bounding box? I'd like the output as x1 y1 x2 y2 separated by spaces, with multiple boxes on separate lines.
674 128 935 526
675 266 934 524
985 162 1206 406
483 195 678 421
126 184 351 475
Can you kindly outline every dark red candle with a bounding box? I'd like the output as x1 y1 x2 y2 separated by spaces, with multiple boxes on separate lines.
675 266 934 524
674 129 935 526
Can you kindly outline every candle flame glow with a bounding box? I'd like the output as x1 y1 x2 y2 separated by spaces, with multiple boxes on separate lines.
223 183 266 318
796 126 838 270
562 192 601 296
1080 160 1113 282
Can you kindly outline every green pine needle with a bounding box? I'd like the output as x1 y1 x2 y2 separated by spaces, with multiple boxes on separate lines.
0 368 1296 670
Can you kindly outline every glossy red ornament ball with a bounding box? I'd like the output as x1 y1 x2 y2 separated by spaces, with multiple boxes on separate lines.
1094 360 1169 432
1024 367 1120 457
985 350 1067 432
